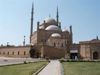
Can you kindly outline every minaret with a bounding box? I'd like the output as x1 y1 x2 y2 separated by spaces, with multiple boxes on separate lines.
30 3 34 43
23 36 26 46
96 36 99 40
56 6 59 26
37 21 40 30
70 25 73 44
58 22 61 29
70 25 72 34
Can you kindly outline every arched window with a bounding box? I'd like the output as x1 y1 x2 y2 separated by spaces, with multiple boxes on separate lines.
12 52 14 55
8 52 9 55
93 52 99 60
65 41 67 45
3 52 5 55
18 51 19 55
24 51 26 55
61 43 63 47
54 43 56 47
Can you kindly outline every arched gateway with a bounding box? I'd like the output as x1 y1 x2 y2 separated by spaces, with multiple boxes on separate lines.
93 52 99 60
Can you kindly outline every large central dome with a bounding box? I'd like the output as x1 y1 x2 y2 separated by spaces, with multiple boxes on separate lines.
44 17 56 24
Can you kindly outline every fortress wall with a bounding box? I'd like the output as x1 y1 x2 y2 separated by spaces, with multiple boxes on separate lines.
0 46 31 58
41 45 65 58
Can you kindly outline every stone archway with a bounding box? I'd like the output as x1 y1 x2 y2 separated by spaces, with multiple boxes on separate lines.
93 52 99 60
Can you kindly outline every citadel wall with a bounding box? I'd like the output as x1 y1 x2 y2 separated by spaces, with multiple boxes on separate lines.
41 45 65 58
0 46 31 58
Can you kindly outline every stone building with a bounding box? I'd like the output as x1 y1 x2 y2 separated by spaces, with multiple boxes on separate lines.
0 4 100 60
79 37 100 60
0 46 30 58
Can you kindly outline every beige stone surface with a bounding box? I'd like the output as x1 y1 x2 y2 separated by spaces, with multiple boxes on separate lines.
38 60 63 75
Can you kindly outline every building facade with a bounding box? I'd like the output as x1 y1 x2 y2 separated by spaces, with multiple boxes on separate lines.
0 4 100 60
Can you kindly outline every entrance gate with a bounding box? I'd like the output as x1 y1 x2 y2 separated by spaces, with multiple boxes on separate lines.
93 52 99 60
70 50 78 60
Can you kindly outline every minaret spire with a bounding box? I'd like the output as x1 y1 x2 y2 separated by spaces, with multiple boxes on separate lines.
30 3 34 43
96 36 99 40
56 6 59 26
23 36 26 46
70 25 73 44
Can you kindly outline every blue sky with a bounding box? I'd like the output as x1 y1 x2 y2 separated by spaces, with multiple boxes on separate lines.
0 0 100 46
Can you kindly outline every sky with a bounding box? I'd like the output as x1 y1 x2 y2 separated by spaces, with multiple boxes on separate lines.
0 0 100 46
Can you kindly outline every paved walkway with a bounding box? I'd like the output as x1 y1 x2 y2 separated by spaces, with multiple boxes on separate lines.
38 60 64 75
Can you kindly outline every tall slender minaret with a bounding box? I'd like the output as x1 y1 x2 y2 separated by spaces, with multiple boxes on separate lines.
30 3 34 43
70 25 72 34
70 25 73 44
96 36 99 40
23 36 26 46
56 6 59 26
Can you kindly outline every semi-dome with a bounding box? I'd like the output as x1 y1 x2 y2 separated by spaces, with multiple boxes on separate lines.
45 25 61 31
51 33 61 38
44 17 56 24
39 25 44 29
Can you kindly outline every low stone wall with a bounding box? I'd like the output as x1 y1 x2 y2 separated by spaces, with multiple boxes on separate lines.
0 46 31 58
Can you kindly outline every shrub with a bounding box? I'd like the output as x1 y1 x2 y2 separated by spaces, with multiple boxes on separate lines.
45 57 49 61
24 61 27 64
4 59 8 62
59 58 65 63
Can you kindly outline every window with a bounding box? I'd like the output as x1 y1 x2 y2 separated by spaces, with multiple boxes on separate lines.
8 52 9 55
58 42 59 45
54 43 56 47
18 51 19 55
24 51 26 55
3 52 5 55
61 43 63 47
12 52 14 55
93 52 99 60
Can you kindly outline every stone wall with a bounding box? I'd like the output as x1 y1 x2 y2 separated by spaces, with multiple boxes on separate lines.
31 31 37 45
0 46 31 58
80 43 100 60
80 44 91 60
41 45 65 58
36 29 71 45
47 37 68 49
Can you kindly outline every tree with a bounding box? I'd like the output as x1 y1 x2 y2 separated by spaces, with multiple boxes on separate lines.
29 46 35 58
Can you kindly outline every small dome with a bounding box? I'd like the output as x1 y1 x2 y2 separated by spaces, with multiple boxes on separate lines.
62 29 68 32
39 25 44 29
44 17 56 24
51 33 61 38
45 25 61 31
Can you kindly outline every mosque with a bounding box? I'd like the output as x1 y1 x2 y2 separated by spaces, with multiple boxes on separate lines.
0 4 100 60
